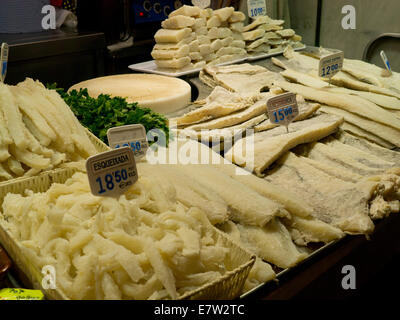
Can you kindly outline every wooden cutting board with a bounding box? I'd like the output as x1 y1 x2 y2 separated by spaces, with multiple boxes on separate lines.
69 74 192 115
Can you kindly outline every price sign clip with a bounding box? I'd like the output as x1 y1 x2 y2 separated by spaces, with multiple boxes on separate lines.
86 147 138 198
247 0 267 19
266 92 299 133
0 43 9 83
380 50 392 77
107 124 148 160
318 51 344 86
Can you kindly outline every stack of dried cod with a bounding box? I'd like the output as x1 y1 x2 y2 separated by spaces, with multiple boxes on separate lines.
152 5 247 69
242 15 304 55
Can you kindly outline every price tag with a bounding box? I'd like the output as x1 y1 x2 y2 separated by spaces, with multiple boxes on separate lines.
107 124 148 159
86 147 138 197
0 43 9 83
247 0 266 18
319 51 344 79
192 0 210 9
267 92 299 132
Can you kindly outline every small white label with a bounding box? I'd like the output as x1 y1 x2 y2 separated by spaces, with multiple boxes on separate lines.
319 51 344 79
267 92 299 128
107 124 148 159
192 0 210 9
86 147 138 197
0 43 9 83
247 0 267 18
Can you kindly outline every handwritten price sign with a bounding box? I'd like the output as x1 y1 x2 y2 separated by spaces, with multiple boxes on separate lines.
107 124 148 159
319 51 344 79
86 147 138 197
267 92 299 130
247 0 266 18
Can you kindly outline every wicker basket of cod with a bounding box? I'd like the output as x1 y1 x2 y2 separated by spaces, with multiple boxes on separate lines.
0 168 256 300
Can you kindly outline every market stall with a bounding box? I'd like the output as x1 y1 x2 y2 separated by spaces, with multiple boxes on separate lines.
0 1 399 301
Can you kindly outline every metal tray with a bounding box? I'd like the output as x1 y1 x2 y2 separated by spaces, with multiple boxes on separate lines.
128 56 248 77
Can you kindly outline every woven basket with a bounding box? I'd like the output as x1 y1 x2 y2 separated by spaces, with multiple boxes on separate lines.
0 128 109 189
0 168 255 300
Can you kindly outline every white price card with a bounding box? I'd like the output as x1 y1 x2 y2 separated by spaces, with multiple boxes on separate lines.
107 124 148 159
247 0 266 18
319 51 344 79
267 92 299 130
0 43 9 83
86 147 138 197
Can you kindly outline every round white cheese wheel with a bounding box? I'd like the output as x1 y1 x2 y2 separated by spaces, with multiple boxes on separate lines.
69 74 191 114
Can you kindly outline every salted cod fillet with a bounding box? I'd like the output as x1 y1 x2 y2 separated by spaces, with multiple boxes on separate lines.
235 219 308 269
340 122 395 149
225 113 344 176
217 163 345 245
212 71 283 96
160 138 345 245
137 162 229 225
171 86 256 127
265 152 376 234
342 58 400 93
335 131 400 166
325 87 400 111
184 93 272 130
220 217 309 270
175 164 290 227
273 57 400 111
273 79 400 131
319 105 400 147
301 140 400 219
280 48 400 99
218 221 276 291
175 114 266 142
306 142 394 176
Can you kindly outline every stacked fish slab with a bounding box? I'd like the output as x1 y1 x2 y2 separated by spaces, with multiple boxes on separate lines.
243 15 304 55
152 5 247 69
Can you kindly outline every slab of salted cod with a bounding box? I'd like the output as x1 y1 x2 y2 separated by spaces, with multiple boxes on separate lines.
342 58 400 94
175 164 290 227
319 105 400 147
306 142 395 176
235 219 308 269
265 152 376 234
276 47 400 99
176 114 266 142
325 87 400 111
273 55 400 111
339 122 395 149
272 79 400 131
225 113 343 176
184 93 272 130
137 162 229 225
335 131 400 166
160 138 345 246
282 215 345 246
171 86 256 127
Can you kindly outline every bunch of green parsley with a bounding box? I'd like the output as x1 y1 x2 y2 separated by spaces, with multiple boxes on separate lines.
47 84 170 145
